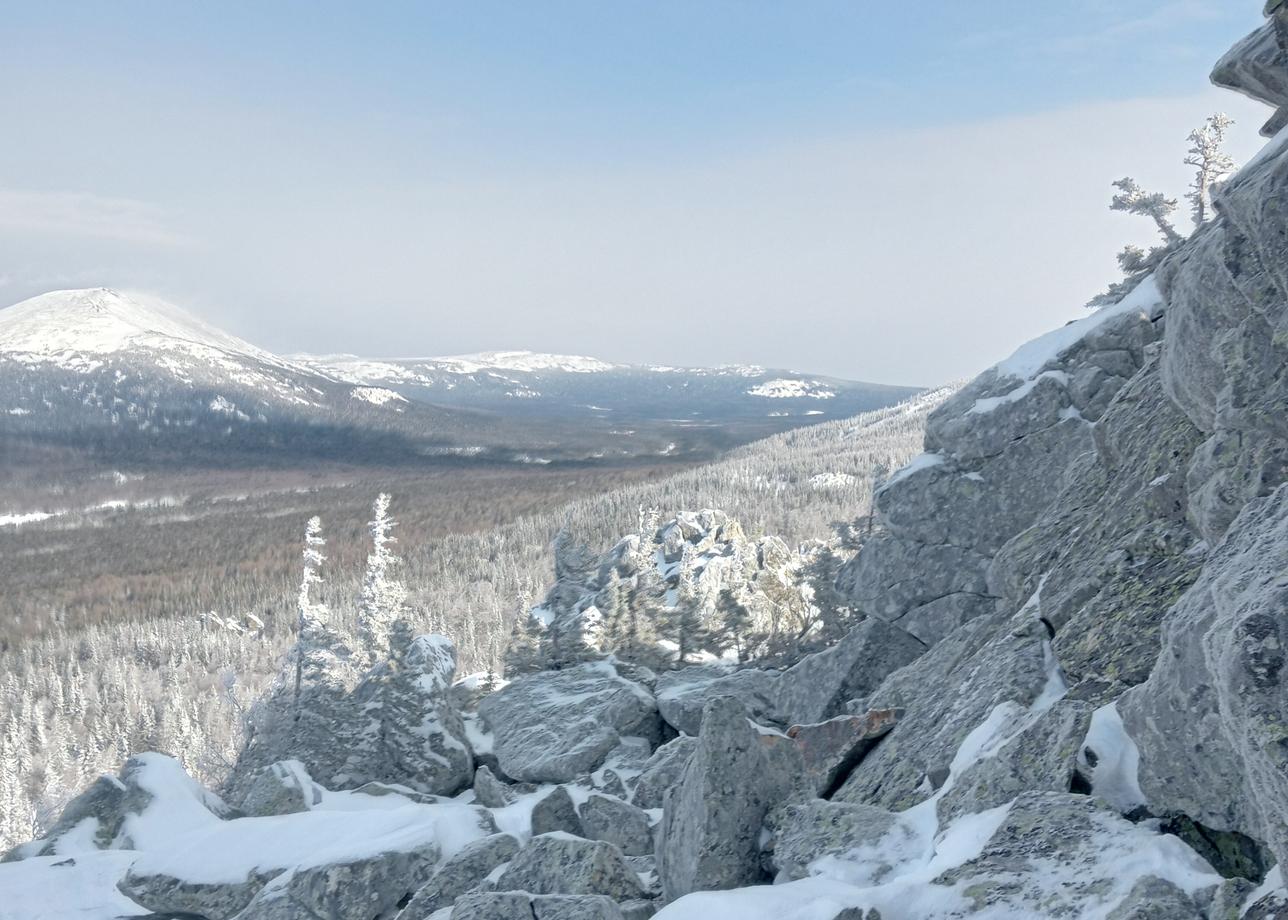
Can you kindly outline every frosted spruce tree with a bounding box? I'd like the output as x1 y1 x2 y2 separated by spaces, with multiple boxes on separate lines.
292 516 327 715
1091 113 1236 307
358 493 408 665
1185 113 1236 225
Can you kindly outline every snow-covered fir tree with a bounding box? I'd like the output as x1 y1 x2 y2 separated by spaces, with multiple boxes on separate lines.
1185 112 1236 225
357 493 408 665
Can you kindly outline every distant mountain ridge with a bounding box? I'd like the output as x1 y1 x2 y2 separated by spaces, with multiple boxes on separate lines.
0 288 919 466
293 350 918 422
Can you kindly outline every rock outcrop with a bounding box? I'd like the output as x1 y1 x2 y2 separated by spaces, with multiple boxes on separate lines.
479 661 661 783
656 697 807 900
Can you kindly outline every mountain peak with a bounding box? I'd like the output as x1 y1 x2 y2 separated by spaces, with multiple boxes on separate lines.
0 288 270 364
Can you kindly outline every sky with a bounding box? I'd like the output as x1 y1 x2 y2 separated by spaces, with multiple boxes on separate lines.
0 1 1278 385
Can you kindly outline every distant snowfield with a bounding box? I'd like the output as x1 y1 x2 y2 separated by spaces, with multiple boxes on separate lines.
747 379 836 399
350 385 407 406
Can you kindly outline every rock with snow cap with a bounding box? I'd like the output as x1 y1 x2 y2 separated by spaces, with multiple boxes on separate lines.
398 833 521 919
478 661 660 784
472 765 536 808
239 760 323 817
766 799 905 883
932 792 1220 918
531 786 585 837
230 842 440 919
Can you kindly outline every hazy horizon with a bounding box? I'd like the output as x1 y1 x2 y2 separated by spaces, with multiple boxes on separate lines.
1 1 1277 385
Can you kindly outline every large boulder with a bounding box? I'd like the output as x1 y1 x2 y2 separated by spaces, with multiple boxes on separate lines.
786 709 902 797
833 610 1052 811
239 760 323 818
766 800 904 883
1121 484 1288 870
531 786 584 837
655 666 779 736
630 736 696 811
930 793 1219 918
578 793 654 856
399 833 521 918
494 834 646 901
230 843 439 919
654 619 922 737
774 619 924 726
479 662 660 783
655 696 807 900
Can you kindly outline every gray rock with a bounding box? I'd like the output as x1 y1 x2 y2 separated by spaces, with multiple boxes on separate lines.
925 368 1078 462
1104 876 1204 920
398 834 520 918
231 843 439 919
451 891 535 919
1206 878 1258 920
936 697 1092 822
531 786 584 837
495 834 645 901
837 532 993 631
654 666 780 735
473 765 536 809
786 709 902 797
1212 17 1288 111
880 419 1095 556
479 662 660 783
239 760 322 818
577 793 654 856
530 895 627 920
623 855 661 898
833 610 1051 811
1122 484 1288 870
767 800 904 883
120 868 277 920
5 775 126 860
895 592 995 647
630 736 696 811
653 619 921 737
933 793 1218 918
655 696 807 900
617 900 658 920
775 619 924 727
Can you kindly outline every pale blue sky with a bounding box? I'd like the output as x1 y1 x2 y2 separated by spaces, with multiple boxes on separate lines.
0 1 1276 383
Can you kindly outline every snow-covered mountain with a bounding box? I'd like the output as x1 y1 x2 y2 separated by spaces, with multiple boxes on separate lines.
294 351 918 422
0 289 530 463
0 289 917 467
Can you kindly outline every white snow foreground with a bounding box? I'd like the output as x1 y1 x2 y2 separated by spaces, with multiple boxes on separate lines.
0 753 546 920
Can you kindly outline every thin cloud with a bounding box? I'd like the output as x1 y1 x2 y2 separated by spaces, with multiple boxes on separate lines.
0 188 191 247
1042 0 1224 55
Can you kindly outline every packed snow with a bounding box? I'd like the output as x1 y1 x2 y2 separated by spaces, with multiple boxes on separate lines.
991 276 1163 383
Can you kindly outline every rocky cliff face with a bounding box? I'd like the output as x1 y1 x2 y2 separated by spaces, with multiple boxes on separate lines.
4 8 1288 920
